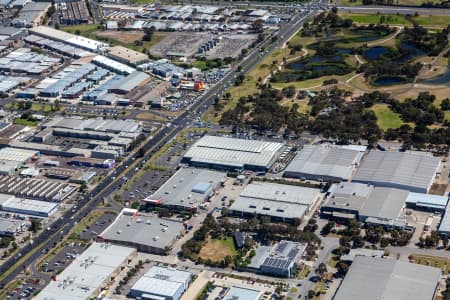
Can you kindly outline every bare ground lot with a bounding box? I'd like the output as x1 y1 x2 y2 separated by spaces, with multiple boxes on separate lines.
150 32 213 57
204 34 258 59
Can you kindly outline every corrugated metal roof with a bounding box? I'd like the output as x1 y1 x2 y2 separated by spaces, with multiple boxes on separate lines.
284 144 363 180
353 151 441 192
334 256 441 300
184 136 286 169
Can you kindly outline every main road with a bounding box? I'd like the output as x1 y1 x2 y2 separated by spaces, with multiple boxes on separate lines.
0 1 321 287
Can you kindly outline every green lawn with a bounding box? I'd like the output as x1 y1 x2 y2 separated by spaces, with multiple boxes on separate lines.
371 104 404 130
14 118 37 126
339 13 411 25
339 12 450 28
192 60 208 71
338 0 443 6
61 24 100 38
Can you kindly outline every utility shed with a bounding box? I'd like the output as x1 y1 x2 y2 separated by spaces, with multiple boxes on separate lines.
182 135 286 171
353 151 442 193
333 256 441 300
283 144 364 182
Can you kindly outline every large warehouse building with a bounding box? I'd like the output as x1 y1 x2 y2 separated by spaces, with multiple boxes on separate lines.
182 135 287 171
321 182 409 229
229 182 321 223
128 266 192 300
333 256 441 300
353 151 442 193
98 208 184 255
35 243 137 300
143 168 225 211
0 194 59 217
283 144 364 182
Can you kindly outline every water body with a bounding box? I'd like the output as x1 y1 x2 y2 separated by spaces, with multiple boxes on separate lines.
372 76 408 86
420 69 450 85
363 46 390 60
399 42 425 61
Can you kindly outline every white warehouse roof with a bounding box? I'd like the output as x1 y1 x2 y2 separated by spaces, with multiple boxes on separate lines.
183 135 286 170
35 243 136 300
353 151 442 193
334 256 441 300
284 144 364 181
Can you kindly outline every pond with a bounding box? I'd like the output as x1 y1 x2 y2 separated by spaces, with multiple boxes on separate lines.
420 69 450 85
372 76 408 86
363 46 390 60
399 42 425 61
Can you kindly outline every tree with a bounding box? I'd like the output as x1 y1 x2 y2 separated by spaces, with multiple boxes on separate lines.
30 219 41 233
142 27 155 42
315 262 328 279
321 221 335 235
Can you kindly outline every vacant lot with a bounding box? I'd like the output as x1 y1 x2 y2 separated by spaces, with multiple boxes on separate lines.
150 32 213 57
199 237 237 262
412 254 450 273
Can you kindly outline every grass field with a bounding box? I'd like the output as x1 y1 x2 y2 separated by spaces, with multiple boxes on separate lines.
14 118 37 126
339 13 411 25
371 104 404 130
338 0 443 6
199 237 237 262
412 254 450 273
339 12 450 28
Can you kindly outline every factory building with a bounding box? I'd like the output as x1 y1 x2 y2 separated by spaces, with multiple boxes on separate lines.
108 71 151 94
333 256 441 300
30 26 108 53
128 266 192 300
405 192 448 212
99 208 184 254
229 182 321 223
108 46 148 66
0 217 30 237
0 175 78 202
353 151 442 193
35 243 137 300
248 240 306 278
143 168 225 211
0 194 59 217
44 116 141 134
321 182 410 229
283 144 365 182
182 135 286 172
11 2 51 27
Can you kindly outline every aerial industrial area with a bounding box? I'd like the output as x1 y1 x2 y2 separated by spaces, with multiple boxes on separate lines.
0 0 448 299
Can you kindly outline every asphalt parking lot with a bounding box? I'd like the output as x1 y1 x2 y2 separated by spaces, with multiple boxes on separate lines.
79 211 117 240
39 244 87 275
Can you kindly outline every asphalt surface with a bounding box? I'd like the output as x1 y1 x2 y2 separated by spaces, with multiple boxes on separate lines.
0 2 322 287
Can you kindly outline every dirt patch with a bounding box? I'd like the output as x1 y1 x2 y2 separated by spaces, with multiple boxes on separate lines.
429 183 447 196
94 30 143 43
199 238 234 262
